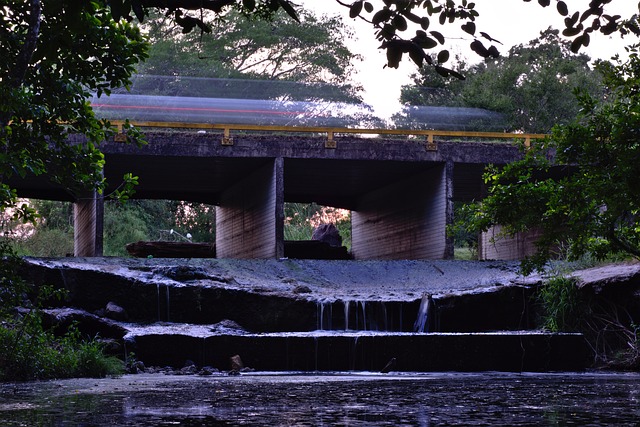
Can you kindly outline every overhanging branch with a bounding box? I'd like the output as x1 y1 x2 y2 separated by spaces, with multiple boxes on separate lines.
139 0 235 13
10 0 42 88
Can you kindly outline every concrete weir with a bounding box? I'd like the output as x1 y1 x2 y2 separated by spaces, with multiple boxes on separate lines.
127 330 589 373
22 258 592 372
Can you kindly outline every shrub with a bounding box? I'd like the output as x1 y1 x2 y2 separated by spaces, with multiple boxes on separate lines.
0 239 123 381
537 275 585 332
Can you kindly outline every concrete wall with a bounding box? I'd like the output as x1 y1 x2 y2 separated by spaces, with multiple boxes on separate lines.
74 192 103 257
351 163 453 260
478 225 541 260
216 159 284 259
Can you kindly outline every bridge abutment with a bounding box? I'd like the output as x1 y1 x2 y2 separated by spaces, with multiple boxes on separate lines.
351 162 454 260
215 159 284 259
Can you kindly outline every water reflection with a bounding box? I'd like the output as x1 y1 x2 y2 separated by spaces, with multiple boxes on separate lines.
1 372 639 426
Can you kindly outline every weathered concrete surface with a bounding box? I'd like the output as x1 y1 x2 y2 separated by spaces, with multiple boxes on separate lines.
21 257 537 334
23 257 525 302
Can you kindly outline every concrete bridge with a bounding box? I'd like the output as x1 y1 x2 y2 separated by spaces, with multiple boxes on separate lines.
11 123 545 260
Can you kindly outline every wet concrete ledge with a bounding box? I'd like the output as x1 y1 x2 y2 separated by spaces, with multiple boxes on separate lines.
128 331 589 373
22 258 536 333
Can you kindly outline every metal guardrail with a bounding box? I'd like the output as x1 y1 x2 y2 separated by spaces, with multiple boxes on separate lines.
112 120 547 150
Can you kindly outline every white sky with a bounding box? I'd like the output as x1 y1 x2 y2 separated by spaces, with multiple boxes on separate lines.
297 0 639 118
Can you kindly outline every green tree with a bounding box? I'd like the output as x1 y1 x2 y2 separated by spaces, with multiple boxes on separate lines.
399 29 604 133
0 0 147 226
461 29 603 133
138 9 363 102
455 42 640 273
112 0 640 75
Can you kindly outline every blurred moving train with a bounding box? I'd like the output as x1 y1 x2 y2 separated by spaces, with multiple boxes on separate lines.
89 93 505 131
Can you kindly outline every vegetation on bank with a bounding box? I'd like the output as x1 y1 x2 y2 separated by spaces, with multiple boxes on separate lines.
453 40 640 274
534 265 640 370
0 240 123 381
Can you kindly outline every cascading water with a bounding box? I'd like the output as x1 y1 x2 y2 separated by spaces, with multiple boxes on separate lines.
317 302 324 330
343 300 350 331
413 293 433 333
165 285 170 322
350 335 360 370
315 299 426 333
156 283 172 322
156 284 161 321
317 301 333 330
28 258 589 373
360 301 367 331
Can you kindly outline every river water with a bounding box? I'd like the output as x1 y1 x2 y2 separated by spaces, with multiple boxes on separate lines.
1 371 639 426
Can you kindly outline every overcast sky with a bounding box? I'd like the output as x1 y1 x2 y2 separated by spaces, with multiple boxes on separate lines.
297 0 639 118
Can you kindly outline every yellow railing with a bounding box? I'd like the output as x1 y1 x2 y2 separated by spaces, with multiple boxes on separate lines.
111 120 547 150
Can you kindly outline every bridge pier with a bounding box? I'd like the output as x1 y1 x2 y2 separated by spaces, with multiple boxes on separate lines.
351 162 454 260
73 191 104 257
216 159 284 258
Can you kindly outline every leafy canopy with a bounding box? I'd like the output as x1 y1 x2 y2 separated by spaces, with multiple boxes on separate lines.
455 42 640 273
0 0 148 224
400 29 604 133
139 8 363 102
109 0 640 77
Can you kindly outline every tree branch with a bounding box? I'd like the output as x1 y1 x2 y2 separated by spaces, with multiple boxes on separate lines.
10 0 42 88
140 0 235 13
2 0 41 129
608 224 640 259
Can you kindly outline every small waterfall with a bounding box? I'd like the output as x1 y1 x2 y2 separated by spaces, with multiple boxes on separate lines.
413 293 433 333
156 284 161 321
350 336 360 371
317 301 332 330
317 302 324 330
343 300 350 331
200 337 206 367
380 302 388 331
315 299 417 332
165 285 171 322
314 336 319 371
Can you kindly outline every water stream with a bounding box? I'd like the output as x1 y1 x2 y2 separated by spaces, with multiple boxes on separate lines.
1 372 639 426
315 300 417 333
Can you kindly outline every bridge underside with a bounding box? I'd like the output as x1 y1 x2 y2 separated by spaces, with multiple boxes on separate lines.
9 133 524 260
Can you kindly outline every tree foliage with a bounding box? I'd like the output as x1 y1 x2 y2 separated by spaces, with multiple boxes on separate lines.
108 0 640 76
400 29 604 133
339 0 639 73
455 42 640 273
138 9 363 102
0 0 147 225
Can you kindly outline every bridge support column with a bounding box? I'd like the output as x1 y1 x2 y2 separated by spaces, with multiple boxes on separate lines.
73 192 104 257
351 162 454 260
479 225 541 260
216 159 284 259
